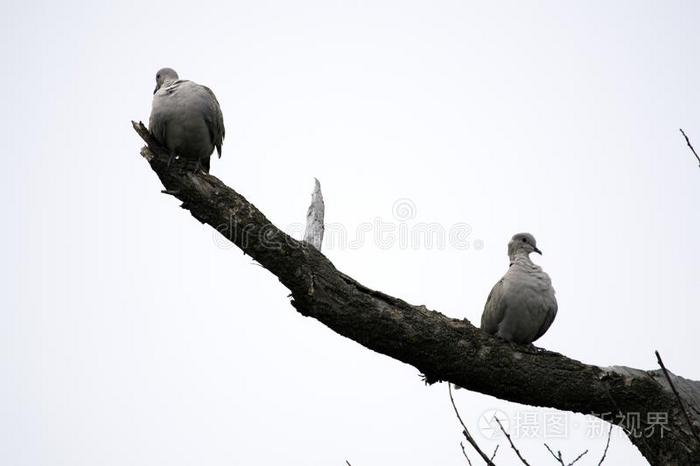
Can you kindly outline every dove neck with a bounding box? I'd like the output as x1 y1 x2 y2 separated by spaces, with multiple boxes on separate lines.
509 253 534 267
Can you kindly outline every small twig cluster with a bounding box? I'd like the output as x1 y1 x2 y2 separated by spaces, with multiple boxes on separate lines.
449 385 613 465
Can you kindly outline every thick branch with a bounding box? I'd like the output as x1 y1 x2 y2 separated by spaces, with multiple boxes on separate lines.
133 122 700 466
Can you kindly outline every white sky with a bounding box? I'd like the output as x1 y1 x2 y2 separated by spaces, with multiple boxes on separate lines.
2 1 700 464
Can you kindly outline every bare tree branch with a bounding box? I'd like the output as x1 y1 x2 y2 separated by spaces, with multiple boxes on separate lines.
460 441 473 466
544 443 565 465
448 384 495 465
543 444 588 466
567 449 588 466
494 416 530 466
598 424 613 465
679 128 700 167
133 121 700 465
489 444 499 463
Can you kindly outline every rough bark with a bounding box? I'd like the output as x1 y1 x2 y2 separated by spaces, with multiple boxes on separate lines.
133 121 700 465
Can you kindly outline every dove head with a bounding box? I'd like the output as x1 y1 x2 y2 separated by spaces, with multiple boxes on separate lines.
508 232 542 259
154 68 179 94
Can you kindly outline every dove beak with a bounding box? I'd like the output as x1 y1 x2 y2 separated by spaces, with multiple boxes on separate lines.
533 247 542 255
153 85 158 95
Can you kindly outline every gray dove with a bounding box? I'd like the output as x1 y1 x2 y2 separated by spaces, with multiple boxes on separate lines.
480 233 557 345
149 68 225 173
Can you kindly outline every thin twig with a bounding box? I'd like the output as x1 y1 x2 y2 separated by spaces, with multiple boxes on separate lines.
448 384 496 465
679 128 700 166
598 424 613 465
493 416 530 466
567 449 588 466
544 443 565 465
345 461 352 466
460 441 473 466
490 444 499 462
655 350 700 444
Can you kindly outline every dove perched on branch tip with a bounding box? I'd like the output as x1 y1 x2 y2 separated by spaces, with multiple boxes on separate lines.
148 68 225 173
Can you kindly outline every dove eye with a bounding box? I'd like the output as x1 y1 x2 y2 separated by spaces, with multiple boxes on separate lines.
522 238 527 242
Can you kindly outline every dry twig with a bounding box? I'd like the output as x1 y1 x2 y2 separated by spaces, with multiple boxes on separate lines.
680 128 700 166
460 441 473 466
448 384 495 465
493 416 530 466
567 449 588 465
489 444 499 463
544 443 565 465
598 424 613 465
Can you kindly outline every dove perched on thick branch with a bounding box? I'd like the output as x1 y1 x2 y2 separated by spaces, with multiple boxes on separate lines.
480 233 557 345
149 68 225 173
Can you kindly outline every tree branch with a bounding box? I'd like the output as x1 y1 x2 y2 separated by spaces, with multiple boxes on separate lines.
598 424 613 465
567 449 588 466
544 443 565 466
494 416 530 466
460 442 473 466
133 121 700 466
489 444 499 463
679 128 700 167
448 384 495 465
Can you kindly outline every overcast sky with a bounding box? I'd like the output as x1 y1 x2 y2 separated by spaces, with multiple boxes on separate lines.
2 1 700 464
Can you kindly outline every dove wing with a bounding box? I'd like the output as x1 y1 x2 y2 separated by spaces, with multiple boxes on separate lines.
481 277 506 335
